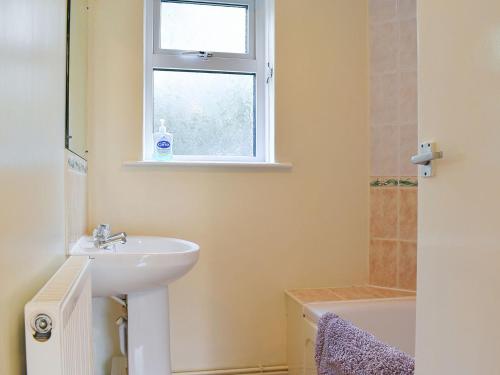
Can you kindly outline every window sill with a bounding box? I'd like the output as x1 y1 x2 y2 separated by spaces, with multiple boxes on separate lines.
123 160 293 169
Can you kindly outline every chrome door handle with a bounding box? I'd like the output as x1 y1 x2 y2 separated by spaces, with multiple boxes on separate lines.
411 151 443 165
411 142 443 177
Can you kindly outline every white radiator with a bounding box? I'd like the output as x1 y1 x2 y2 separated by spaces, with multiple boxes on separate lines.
25 256 94 375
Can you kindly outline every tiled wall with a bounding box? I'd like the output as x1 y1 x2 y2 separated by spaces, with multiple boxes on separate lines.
369 179 417 289
369 0 418 290
65 150 88 251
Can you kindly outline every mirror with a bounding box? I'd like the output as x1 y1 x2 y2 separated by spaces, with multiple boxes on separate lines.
65 0 89 159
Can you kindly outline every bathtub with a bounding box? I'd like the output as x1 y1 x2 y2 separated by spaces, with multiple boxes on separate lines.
305 298 416 356
286 295 416 375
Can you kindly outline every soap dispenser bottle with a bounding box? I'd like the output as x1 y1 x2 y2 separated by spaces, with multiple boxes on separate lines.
153 119 173 161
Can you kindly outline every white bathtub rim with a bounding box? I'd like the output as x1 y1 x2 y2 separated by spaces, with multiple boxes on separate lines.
285 285 415 306
304 296 416 324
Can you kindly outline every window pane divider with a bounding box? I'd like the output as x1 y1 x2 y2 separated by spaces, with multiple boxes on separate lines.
152 54 257 73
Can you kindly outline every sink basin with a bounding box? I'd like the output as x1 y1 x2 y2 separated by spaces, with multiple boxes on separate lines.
71 235 200 374
70 236 200 297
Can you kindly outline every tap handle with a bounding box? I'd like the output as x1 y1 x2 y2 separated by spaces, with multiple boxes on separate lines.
94 224 111 238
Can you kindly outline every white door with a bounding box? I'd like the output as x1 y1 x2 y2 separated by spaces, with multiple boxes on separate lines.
415 0 500 373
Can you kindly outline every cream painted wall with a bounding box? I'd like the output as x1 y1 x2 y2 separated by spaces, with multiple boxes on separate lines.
88 0 369 370
0 0 67 373
416 0 500 373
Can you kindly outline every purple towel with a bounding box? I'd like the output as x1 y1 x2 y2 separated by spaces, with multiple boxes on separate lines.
315 313 415 375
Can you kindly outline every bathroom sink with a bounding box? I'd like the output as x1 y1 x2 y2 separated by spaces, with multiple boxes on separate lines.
70 236 200 297
71 235 200 374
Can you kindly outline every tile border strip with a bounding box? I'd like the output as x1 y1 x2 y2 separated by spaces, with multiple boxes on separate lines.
370 177 418 188
67 152 88 175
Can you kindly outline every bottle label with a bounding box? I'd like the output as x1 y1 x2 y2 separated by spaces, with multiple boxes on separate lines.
157 140 171 150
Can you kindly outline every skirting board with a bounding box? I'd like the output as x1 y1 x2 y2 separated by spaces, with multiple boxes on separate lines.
174 366 288 375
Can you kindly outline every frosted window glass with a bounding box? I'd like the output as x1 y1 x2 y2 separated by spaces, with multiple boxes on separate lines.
153 70 255 157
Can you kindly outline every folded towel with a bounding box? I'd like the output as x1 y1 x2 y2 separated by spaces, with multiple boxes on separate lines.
315 313 415 375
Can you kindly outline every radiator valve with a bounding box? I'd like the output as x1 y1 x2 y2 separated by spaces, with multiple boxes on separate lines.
32 314 53 342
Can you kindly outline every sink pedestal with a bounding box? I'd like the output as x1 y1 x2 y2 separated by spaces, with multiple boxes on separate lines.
128 287 171 375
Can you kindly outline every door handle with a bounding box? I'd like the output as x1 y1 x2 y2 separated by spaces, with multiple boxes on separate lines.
411 151 443 165
411 142 443 177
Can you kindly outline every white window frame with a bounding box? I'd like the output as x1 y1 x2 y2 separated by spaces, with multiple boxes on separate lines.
143 0 275 163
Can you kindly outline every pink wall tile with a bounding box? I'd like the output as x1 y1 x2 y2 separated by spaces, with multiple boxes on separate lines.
371 126 400 176
369 239 398 287
371 74 399 126
398 241 417 290
399 19 417 70
399 123 418 176
369 0 398 24
397 0 416 20
399 187 418 241
371 22 399 74
399 71 418 123
370 187 398 238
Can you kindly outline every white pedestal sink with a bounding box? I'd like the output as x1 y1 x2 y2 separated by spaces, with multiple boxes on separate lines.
71 236 200 375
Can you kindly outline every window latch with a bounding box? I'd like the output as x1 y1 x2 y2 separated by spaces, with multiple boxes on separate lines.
181 51 213 60
266 62 274 84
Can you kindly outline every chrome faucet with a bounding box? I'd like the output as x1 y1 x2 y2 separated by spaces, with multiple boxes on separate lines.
93 224 127 249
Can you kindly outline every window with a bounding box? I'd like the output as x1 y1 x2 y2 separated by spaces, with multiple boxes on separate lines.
144 0 275 162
